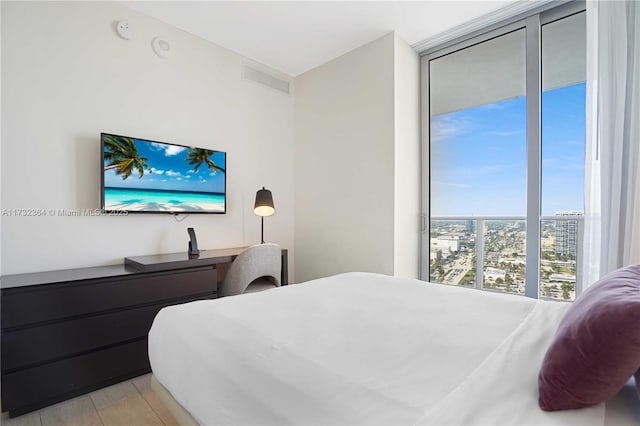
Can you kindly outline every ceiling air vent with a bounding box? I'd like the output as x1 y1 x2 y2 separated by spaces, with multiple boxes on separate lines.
243 63 290 95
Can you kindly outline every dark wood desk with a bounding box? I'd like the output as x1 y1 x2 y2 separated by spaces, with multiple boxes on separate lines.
0 247 288 417
125 246 288 285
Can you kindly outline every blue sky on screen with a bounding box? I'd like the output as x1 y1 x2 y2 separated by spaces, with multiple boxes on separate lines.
431 82 585 217
104 139 226 194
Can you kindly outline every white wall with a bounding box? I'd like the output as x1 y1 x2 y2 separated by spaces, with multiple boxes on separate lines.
1 1 294 276
393 34 420 278
294 34 396 282
293 32 420 282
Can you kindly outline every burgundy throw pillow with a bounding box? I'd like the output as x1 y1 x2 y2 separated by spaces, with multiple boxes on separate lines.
538 264 640 411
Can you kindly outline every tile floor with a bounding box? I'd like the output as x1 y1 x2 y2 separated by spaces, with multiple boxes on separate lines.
0 374 178 426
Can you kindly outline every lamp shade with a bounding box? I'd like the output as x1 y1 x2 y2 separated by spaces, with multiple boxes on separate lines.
254 187 275 217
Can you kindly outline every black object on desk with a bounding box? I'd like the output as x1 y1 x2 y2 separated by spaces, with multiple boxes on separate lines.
187 227 200 257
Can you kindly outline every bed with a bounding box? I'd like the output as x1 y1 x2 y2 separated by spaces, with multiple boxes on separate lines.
148 272 640 425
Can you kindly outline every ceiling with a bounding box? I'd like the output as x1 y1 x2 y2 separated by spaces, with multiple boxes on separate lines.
122 1 516 77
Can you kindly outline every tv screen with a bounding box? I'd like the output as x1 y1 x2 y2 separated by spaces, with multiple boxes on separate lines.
101 133 226 213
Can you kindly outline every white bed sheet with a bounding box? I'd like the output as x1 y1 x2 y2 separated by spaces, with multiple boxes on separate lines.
149 272 613 425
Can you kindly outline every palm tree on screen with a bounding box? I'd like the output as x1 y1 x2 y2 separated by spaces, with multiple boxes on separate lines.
186 148 226 174
103 135 150 180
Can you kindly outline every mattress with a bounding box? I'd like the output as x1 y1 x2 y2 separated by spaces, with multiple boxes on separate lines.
148 272 637 425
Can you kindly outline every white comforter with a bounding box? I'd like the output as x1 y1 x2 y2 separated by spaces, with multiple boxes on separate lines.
149 272 606 425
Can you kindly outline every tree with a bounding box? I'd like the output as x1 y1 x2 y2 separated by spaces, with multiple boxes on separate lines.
561 282 573 300
460 270 475 286
103 135 149 180
541 251 554 261
186 148 226 174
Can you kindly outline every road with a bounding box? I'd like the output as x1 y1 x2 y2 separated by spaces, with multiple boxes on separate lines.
443 253 473 285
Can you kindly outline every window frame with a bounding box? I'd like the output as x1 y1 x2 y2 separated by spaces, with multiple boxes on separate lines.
419 1 586 299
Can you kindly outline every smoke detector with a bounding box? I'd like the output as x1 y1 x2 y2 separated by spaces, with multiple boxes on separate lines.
115 21 133 40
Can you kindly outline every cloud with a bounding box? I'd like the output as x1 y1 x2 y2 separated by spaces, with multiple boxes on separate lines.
177 177 183 181
542 157 584 172
150 143 186 156
473 163 522 175
430 115 470 143
488 130 523 137
165 170 181 177
433 180 471 189
185 175 191 179
150 168 165 175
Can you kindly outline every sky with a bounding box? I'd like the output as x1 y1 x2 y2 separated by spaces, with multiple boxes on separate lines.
430 82 585 217
104 138 226 194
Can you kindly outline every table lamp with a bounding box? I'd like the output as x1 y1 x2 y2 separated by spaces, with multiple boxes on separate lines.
254 187 275 244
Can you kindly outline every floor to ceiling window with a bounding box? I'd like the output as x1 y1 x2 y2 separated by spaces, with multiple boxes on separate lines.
421 3 586 301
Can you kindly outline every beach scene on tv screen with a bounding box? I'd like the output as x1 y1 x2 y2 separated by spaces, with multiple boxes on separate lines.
103 134 226 212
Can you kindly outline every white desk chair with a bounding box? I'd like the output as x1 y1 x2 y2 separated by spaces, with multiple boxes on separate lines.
219 243 281 297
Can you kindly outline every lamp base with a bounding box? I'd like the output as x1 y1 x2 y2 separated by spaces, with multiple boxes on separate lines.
188 242 200 258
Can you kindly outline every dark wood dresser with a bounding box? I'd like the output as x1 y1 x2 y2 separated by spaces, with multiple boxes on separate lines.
1 247 288 417
0 263 217 417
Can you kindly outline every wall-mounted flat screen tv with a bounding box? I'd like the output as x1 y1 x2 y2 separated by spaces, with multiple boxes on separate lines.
101 133 226 214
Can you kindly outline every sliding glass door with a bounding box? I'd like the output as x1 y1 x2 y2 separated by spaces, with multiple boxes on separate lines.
428 28 527 293
421 4 586 300
539 11 586 300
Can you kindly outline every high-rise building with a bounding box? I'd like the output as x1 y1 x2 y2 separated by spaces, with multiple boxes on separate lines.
466 220 475 233
554 210 582 257
431 236 460 253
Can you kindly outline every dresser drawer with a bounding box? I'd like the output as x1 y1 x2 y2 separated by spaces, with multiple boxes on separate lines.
1 295 212 372
1 267 216 328
1 339 150 416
